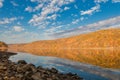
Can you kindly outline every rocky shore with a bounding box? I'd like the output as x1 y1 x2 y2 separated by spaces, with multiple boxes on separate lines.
0 52 83 80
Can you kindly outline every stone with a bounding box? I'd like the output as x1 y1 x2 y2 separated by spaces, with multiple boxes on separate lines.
0 52 83 80
17 60 27 64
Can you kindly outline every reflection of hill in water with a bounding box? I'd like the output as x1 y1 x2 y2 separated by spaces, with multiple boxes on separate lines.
8 28 120 69
9 47 120 69
0 48 8 52
9 52 120 80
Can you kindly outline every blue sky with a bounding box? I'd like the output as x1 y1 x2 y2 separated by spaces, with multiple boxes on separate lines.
0 0 120 44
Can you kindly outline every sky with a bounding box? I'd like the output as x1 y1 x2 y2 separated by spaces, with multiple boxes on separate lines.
0 0 120 44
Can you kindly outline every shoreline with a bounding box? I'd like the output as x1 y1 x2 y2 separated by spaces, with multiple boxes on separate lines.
8 51 120 80
0 51 83 80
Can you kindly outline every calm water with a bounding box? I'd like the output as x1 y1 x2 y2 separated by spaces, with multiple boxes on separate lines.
9 52 120 80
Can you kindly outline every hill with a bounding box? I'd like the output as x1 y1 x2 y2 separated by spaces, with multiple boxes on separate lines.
8 28 120 69
0 41 8 51
16 28 120 49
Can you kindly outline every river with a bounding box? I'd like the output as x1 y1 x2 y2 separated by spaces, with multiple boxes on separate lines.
9 52 120 80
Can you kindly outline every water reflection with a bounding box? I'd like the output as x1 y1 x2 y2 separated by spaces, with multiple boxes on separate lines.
0 47 8 52
11 48 120 69
9 52 110 80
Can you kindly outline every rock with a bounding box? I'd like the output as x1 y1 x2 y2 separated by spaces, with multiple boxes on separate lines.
25 71 32 77
16 66 24 73
4 76 9 80
50 68 58 73
28 64 37 73
0 52 83 80
17 60 27 64
0 66 7 70
9 76 16 80
32 72 41 80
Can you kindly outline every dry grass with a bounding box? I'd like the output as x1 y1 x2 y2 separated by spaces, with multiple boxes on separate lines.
17 28 120 49
8 28 120 69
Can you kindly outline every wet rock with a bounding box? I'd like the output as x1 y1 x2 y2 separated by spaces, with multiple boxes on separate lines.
18 60 27 64
0 52 83 80
50 68 58 73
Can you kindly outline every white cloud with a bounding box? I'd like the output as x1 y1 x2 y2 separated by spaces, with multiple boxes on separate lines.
34 4 43 11
81 4 100 15
13 26 24 32
11 1 19 6
72 17 85 24
52 16 120 38
47 14 58 20
84 16 120 28
17 22 21 25
74 5 78 9
0 30 53 44
80 17 84 21
112 0 120 3
72 19 79 24
45 26 63 34
0 0 4 8
94 0 108 3
64 7 70 10
27 0 75 27
0 17 17 25
25 6 33 12
70 0 74 2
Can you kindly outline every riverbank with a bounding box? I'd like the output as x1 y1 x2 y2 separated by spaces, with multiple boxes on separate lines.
0 51 83 80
